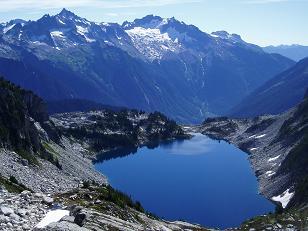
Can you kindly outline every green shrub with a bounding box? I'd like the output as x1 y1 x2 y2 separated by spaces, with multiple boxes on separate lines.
9 176 18 184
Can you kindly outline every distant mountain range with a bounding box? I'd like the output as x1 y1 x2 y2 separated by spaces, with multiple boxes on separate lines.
230 57 308 118
263 45 308 62
0 9 294 123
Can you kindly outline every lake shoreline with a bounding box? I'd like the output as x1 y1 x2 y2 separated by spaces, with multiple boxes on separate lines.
95 132 274 229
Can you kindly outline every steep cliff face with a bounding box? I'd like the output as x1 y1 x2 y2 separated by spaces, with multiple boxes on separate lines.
0 77 59 165
276 93 308 208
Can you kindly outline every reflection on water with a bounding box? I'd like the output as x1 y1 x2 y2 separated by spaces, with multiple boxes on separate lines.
95 133 274 229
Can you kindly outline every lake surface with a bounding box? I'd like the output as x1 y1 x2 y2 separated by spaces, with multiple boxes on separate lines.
95 133 274 229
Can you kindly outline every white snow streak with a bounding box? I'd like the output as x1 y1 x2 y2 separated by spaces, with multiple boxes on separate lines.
271 188 294 208
36 210 70 228
268 155 280 162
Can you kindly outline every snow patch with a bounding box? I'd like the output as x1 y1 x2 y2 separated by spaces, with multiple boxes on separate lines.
76 25 95 43
272 188 294 208
126 27 181 60
57 18 66 25
85 37 96 43
265 171 275 177
50 30 65 38
3 24 15 34
249 134 266 139
268 155 280 162
76 25 88 35
255 134 266 139
36 210 69 228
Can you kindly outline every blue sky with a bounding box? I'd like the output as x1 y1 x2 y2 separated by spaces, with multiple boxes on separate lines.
0 0 307 46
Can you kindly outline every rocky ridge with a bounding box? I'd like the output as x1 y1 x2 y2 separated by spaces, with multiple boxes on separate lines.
0 9 294 123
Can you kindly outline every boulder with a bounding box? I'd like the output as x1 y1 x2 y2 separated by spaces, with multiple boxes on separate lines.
9 213 20 221
0 206 14 216
69 205 83 216
0 214 9 222
60 215 75 223
74 212 88 227
42 196 54 205
17 209 27 217
22 224 31 230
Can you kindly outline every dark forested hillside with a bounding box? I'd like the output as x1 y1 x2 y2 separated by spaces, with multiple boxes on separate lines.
0 77 60 166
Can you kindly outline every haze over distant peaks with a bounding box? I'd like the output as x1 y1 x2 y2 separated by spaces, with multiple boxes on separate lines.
263 44 308 61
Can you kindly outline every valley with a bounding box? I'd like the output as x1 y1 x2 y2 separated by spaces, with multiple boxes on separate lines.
0 9 294 123
0 7 307 231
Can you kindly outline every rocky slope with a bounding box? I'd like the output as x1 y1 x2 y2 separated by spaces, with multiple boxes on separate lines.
0 77 106 193
0 188 51 231
197 93 308 209
0 184 209 231
0 78 206 230
0 9 294 123
37 186 209 231
195 94 308 230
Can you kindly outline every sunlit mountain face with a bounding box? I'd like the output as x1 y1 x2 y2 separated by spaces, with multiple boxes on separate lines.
0 9 294 123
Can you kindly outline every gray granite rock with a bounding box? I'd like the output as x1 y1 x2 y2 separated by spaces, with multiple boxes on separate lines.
0 206 14 216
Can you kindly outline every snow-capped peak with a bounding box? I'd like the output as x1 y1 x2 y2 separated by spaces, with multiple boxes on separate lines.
123 15 187 60
123 15 213 60
1 19 26 34
56 8 91 26
126 26 182 60
123 15 168 30
211 30 243 43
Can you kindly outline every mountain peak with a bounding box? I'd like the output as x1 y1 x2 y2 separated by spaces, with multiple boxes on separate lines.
211 30 243 42
122 14 167 29
58 8 76 18
140 14 163 22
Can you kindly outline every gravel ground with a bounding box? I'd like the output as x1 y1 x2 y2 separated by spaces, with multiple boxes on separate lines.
0 137 106 194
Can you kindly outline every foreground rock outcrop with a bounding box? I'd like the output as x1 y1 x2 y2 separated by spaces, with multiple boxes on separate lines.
34 186 209 231
0 188 50 231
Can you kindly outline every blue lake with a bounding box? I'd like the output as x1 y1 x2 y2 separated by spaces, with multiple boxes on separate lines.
95 133 274 229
